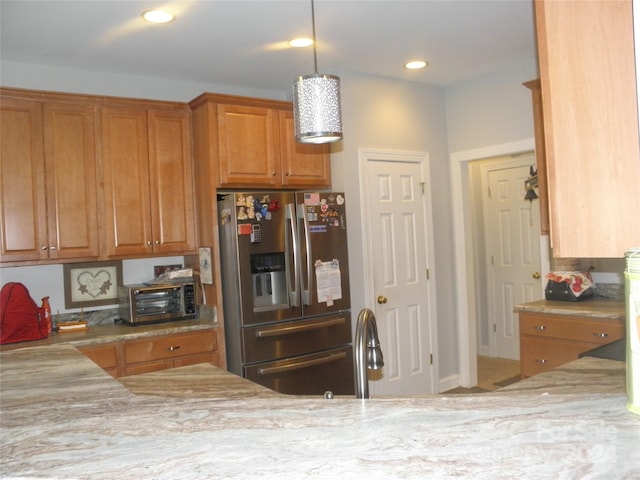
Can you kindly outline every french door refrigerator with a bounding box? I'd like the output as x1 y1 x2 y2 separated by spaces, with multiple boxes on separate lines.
218 191 354 395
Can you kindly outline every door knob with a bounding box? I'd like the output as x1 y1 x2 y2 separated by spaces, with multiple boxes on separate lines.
377 295 387 304
532 272 541 279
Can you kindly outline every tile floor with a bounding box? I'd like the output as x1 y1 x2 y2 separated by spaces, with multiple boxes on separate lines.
443 355 521 394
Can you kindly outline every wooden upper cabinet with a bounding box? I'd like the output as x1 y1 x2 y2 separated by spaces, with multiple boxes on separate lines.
0 96 99 263
522 80 550 236
217 103 280 187
101 105 196 257
147 109 196 255
278 110 331 188
189 93 331 189
1 98 47 262
534 0 640 257
101 106 153 257
44 102 100 260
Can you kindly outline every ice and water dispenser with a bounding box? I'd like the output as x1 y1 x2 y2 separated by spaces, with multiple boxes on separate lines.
251 252 288 311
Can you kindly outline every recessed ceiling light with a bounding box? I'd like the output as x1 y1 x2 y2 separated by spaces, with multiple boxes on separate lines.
142 10 176 24
289 37 314 48
405 60 428 70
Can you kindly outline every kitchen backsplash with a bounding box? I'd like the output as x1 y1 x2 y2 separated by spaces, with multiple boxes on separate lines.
54 305 217 327
593 282 625 300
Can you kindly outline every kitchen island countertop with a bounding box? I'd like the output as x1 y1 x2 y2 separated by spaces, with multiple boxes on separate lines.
1 344 639 479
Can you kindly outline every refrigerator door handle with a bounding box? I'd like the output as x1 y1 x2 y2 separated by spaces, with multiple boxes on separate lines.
286 203 300 307
298 203 313 306
258 351 348 376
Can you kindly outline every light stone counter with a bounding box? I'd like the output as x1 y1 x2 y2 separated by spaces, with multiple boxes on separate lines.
514 299 625 320
1 345 640 479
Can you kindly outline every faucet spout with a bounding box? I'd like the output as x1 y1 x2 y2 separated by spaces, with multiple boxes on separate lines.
354 308 384 399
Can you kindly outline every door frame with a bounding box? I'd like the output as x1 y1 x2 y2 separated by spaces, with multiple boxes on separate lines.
450 139 546 388
358 148 439 394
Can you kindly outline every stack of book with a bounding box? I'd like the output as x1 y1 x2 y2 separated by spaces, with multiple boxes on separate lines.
56 321 88 333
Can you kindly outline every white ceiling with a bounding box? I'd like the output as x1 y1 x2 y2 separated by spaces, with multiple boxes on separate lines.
0 0 537 96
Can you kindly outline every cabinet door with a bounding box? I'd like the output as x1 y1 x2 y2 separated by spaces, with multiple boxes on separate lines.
535 0 640 257
278 110 331 188
0 98 47 262
147 110 196 254
217 104 279 187
43 102 100 259
101 106 153 257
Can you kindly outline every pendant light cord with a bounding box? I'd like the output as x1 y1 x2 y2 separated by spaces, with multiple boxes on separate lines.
311 0 318 74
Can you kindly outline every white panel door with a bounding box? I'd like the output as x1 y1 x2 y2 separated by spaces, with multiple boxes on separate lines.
364 154 436 395
482 156 542 360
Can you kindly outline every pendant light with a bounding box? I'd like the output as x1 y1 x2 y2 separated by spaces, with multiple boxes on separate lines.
293 0 343 144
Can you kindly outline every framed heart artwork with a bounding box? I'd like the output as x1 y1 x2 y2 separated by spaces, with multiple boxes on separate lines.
63 261 123 309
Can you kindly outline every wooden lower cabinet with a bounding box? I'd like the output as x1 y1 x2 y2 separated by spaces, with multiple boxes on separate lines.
79 343 119 377
123 330 219 376
519 312 624 378
79 329 219 378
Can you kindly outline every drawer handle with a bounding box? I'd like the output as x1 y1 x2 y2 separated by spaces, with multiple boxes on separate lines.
593 332 609 338
533 325 547 331
167 345 181 351
535 359 548 364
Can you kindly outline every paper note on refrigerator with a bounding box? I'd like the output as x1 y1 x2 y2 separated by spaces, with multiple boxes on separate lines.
315 260 342 305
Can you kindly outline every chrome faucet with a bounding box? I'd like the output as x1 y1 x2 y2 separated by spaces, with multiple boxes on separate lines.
354 308 384 399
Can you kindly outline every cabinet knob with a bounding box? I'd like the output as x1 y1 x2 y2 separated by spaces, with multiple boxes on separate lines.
533 325 547 331
272 172 277 176
593 332 608 338
41 246 48 251
50 246 57 251
155 240 160 245
167 345 181 351
147 241 152 246
285 172 290 176
535 359 548 364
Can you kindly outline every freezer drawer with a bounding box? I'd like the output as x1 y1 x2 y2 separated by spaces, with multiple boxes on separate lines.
244 345 355 395
242 313 352 364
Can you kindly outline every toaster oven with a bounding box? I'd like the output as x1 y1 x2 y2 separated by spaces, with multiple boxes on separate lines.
118 283 196 325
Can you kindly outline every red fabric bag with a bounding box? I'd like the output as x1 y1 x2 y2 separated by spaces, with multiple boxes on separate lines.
0 282 48 344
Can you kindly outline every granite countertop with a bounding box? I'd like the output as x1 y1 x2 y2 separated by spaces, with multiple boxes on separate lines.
2 345 639 479
514 298 625 320
0 318 217 350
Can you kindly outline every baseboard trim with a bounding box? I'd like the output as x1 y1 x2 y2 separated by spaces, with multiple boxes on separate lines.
439 373 460 393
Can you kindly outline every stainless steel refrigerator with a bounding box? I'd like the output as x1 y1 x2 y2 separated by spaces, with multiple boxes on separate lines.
218 191 354 395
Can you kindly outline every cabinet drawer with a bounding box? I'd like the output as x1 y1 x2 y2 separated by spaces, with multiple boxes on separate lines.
124 359 174 377
124 330 218 364
174 351 219 368
520 336 597 377
520 313 624 345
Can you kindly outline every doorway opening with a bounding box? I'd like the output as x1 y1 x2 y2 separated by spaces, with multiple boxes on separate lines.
449 139 550 388
470 153 543 360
